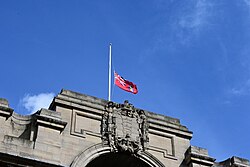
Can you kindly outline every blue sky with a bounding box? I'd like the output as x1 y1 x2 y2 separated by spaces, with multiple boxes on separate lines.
1 0 250 162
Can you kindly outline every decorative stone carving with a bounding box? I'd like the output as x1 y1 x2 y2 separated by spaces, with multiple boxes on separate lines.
102 100 149 154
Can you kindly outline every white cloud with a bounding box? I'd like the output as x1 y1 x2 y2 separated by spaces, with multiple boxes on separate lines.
139 0 217 63
174 0 215 44
229 79 250 96
163 0 215 45
178 0 210 30
21 93 55 114
244 0 250 6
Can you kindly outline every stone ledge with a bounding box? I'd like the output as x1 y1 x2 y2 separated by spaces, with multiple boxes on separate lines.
51 89 192 139
3 135 34 149
49 89 107 111
149 123 193 139
0 106 13 118
11 112 32 125
232 156 250 167
51 94 106 114
36 109 67 132
215 156 250 167
0 98 9 107
185 146 215 166
147 111 180 124
0 152 63 167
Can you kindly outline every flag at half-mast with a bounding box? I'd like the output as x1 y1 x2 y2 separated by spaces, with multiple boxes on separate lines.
114 72 138 94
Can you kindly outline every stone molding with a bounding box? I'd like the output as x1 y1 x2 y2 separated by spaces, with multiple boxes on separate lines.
70 108 102 138
0 106 13 119
147 112 193 140
0 98 13 118
231 157 250 167
70 143 165 167
185 146 215 166
49 89 106 112
214 156 250 167
50 89 192 139
36 108 67 132
0 152 64 167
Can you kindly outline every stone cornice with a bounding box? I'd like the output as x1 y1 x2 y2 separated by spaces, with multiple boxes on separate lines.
231 156 250 167
0 105 13 118
36 108 67 132
49 89 106 111
0 152 64 167
50 89 192 138
214 156 250 167
147 111 193 139
185 146 215 166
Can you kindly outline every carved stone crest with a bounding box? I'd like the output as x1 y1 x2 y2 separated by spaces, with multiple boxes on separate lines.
102 100 149 154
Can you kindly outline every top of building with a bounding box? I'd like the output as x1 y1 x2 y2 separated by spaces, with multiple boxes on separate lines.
49 89 191 135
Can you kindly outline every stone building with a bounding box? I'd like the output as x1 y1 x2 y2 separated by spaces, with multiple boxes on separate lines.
0 89 249 167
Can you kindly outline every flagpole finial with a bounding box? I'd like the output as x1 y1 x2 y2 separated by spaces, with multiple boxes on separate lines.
109 43 112 46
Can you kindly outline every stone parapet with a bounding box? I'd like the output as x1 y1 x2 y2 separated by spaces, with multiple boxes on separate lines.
49 89 106 112
50 89 193 139
147 111 193 140
0 98 9 107
36 108 67 132
231 157 250 167
185 146 216 167
0 98 13 118
214 156 250 167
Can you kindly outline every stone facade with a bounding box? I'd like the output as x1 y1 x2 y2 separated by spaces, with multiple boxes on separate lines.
0 90 249 167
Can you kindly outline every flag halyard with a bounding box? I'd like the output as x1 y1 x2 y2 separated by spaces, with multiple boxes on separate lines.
114 72 138 94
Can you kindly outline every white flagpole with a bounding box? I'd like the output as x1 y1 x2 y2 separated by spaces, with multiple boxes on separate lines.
108 43 112 101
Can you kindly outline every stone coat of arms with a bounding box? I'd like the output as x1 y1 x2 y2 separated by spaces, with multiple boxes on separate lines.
101 101 149 154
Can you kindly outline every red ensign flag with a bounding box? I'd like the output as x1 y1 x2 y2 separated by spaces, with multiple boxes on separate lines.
114 72 138 94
